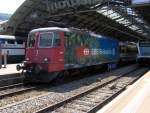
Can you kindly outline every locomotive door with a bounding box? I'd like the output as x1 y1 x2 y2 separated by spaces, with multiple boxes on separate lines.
50 32 64 72
26 32 38 63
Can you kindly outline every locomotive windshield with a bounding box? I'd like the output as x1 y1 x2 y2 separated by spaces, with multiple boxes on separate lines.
39 32 53 47
39 32 60 48
27 31 61 48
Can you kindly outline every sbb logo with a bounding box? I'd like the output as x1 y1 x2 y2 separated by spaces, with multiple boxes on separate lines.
83 48 90 56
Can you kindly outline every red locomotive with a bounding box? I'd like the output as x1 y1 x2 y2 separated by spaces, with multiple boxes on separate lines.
17 27 120 82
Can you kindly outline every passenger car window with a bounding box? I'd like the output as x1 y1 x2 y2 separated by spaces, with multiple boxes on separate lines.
7 40 14 44
28 33 36 47
39 32 53 47
17 40 23 44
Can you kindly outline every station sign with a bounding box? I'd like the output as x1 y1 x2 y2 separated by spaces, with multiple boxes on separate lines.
132 0 150 4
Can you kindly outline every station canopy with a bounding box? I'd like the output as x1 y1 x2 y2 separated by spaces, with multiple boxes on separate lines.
0 0 150 41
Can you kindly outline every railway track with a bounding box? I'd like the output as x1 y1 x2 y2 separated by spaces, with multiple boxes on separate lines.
35 68 148 113
0 76 26 99
0 83 24 91
0 85 36 99
0 64 146 113
0 64 137 100
0 75 24 88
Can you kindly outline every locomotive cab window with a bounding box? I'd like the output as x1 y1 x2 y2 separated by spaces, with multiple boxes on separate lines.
53 33 61 47
39 32 53 48
28 33 36 47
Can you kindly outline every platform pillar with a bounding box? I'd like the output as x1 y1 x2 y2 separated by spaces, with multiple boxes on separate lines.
3 53 7 68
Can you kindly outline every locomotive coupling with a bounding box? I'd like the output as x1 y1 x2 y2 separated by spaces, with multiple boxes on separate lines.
16 65 23 71
16 61 27 71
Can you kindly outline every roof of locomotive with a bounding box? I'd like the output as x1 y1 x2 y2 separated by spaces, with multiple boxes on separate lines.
30 27 106 39
30 27 69 32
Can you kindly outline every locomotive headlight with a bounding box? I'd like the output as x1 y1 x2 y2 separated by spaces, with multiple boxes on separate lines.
26 58 30 61
44 58 48 62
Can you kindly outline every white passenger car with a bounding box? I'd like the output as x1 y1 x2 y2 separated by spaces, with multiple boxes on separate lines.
0 35 25 63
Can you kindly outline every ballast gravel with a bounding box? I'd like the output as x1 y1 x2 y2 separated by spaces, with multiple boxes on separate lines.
0 65 137 113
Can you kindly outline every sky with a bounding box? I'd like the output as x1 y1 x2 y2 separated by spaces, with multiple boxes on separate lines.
0 0 25 14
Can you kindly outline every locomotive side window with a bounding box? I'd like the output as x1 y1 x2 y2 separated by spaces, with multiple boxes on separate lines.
53 33 61 47
28 33 36 47
39 32 53 48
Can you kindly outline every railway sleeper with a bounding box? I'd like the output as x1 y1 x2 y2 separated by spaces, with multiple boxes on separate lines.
73 100 96 107
64 103 91 112
55 107 85 113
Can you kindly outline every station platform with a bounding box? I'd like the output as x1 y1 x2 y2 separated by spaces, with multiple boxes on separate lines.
0 64 21 76
97 70 150 113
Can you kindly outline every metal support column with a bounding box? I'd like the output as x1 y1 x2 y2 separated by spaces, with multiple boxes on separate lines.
3 53 7 68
